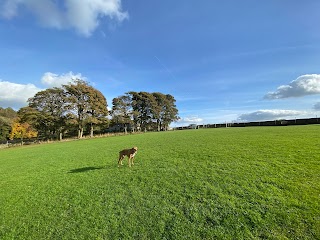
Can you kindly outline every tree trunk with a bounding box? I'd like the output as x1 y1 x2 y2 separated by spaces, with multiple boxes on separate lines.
78 127 84 139
90 123 94 138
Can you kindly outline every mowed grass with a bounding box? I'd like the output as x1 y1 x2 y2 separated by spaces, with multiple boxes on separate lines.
0 126 319 239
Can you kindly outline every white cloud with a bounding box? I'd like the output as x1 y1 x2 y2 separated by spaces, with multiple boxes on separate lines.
314 102 320 111
264 74 320 99
0 0 128 36
0 71 87 109
0 80 42 109
237 109 307 122
0 0 21 19
175 116 203 125
170 116 203 127
65 0 128 36
184 117 203 123
41 72 86 87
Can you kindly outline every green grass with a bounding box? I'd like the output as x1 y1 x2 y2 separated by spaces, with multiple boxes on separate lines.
0 125 319 239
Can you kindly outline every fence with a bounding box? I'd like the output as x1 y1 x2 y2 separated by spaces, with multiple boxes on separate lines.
0 131 146 149
177 117 320 130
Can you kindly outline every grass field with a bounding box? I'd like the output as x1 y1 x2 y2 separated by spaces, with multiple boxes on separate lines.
0 125 319 239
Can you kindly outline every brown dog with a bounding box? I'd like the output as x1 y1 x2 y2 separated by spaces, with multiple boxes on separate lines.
118 147 138 167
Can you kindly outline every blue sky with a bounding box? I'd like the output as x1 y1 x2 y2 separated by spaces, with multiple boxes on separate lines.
1 0 320 126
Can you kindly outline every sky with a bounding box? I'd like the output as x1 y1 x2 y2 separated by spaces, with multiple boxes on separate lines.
1 0 320 127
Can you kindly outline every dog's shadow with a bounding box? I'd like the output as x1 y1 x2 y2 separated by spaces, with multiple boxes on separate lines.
68 166 105 173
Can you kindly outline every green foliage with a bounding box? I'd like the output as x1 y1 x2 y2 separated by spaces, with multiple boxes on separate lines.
28 88 67 140
22 80 109 140
63 79 109 138
18 106 49 140
0 125 319 239
0 117 11 141
112 91 179 132
0 107 17 119
111 94 132 125
0 107 17 141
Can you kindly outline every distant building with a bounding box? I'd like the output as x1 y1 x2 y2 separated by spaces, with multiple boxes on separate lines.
188 124 199 129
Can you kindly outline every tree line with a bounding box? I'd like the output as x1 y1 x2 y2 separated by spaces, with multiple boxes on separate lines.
0 80 179 142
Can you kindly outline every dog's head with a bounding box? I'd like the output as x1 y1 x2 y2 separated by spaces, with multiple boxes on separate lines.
132 147 138 152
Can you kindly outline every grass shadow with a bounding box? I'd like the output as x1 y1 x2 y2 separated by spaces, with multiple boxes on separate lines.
68 166 105 173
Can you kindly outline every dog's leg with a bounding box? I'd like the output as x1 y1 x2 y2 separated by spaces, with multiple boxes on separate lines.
131 155 135 165
128 156 132 167
118 154 124 167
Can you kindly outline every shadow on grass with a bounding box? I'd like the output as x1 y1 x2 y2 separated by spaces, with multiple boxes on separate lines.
68 166 105 173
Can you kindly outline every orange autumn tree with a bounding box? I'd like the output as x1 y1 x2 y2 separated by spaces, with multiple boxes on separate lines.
9 119 37 144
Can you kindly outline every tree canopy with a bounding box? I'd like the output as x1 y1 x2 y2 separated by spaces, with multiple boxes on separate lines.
64 79 108 138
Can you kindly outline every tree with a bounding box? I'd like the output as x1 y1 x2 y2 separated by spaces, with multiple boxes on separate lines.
9 119 37 144
161 94 179 130
0 116 12 141
63 80 88 138
86 88 109 137
18 107 40 125
111 94 133 133
64 79 108 138
0 107 17 141
152 92 166 131
129 91 158 131
28 88 67 140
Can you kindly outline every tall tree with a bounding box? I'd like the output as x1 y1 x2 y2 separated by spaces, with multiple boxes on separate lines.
111 94 132 132
86 88 108 137
152 93 179 131
28 87 67 140
64 79 108 138
162 94 179 130
129 91 158 131
152 92 166 131
64 80 90 138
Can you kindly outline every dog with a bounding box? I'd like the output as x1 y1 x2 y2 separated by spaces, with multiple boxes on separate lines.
118 147 138 167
